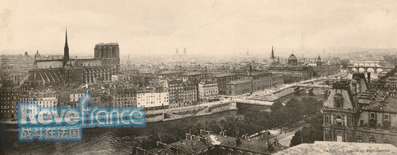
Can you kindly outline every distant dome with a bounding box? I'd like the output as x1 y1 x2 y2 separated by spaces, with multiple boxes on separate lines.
288 54 298 65
288 54 297 60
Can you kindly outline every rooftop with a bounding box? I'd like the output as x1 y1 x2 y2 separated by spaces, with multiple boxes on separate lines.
183 72 205 76
227 79 251 85
365 97 397 113
214 73 235 78
95 42 119 46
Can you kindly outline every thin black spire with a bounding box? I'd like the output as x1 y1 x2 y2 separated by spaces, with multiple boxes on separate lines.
63 28 69 67
65 29 68 47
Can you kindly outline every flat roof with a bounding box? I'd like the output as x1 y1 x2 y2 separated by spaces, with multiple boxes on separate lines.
227 79 251 85
214 73 235 78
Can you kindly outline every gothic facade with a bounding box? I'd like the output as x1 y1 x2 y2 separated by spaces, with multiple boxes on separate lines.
25 30 120 87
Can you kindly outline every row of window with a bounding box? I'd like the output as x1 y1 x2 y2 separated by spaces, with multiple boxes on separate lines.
0 105 14 109
0 110 14 113
369 112 390 121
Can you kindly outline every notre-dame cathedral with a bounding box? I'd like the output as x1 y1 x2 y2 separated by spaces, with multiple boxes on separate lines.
24 30 120 87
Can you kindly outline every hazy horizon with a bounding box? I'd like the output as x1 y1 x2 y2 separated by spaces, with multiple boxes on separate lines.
1 0 397 57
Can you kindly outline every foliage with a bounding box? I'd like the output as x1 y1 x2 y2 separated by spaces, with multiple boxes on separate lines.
289 113 323 147
138 96 324 149
340 59 350 68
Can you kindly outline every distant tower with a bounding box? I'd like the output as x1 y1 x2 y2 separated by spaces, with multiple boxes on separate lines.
63 29 70 67
35 50 40 58
248 63 253 76
316 56 322 66
270 46 275 60
94 42 120 73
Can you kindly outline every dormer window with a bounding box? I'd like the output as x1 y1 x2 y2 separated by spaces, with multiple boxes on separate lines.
334 93 344 108
383 114 391 129
335 115 344 126
370 113 376 120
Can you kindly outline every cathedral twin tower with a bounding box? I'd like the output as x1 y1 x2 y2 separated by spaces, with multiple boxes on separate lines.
62 29 120 72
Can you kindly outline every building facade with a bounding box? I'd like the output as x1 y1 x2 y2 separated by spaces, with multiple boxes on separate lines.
198 81 219 102
322 81 357 142
226 79 252 95
215 73 242 95
269 65 314 83
166 79 198 108
0 87 22 120
0 54 35 86
323 72 397 145
136 91 169 109
249 72 273 91
20 90 59 109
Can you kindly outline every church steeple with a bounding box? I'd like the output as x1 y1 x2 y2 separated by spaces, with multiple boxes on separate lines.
270 46 275 60
63 29 69 67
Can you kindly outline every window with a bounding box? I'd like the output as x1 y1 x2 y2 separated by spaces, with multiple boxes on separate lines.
369 136 376 143
384 114 390 121
325 115 330 124
336 136 343 142
356 135 363 142
383 114 391 129
336 115 344 126
370 113 376 119
334 93 344 108
369 113 377 128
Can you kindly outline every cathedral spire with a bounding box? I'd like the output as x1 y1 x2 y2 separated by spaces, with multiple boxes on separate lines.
63 28 69 67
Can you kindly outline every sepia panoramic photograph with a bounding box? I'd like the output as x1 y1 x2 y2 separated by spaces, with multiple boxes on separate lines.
2 0 397 154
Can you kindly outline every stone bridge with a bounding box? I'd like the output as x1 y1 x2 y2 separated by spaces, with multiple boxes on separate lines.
347 60 392 73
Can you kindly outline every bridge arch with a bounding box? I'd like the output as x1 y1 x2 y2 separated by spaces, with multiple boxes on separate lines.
366 68 375 73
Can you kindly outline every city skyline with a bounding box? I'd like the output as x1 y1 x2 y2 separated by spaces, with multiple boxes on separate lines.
2 0 397 57
3 1 397 154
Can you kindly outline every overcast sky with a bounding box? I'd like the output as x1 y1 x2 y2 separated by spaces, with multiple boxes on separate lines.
1 0 397 57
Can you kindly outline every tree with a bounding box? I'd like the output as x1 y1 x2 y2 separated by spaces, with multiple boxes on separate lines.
208 120 221 132
290 130 303 147
340 59 350 68
271 101 283 112
290 114 324 147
